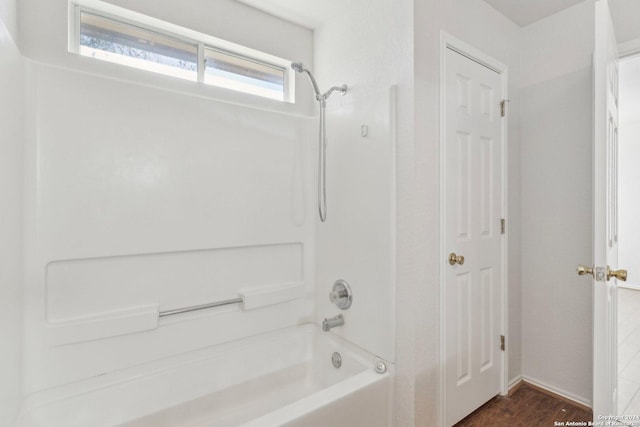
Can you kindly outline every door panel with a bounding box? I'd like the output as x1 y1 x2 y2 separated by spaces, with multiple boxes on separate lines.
593 0 619 418
480 266 495 372
444 47 504 426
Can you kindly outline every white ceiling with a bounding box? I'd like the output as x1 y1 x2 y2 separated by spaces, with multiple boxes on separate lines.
483 0 584 27
609 0 640 43
484 0 640 42
240 0 588 30
238 0 640 45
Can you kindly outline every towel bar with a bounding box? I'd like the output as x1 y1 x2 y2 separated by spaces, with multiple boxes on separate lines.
159 297 243 318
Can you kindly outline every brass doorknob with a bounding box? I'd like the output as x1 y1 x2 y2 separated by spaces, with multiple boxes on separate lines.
449 252 465 266
607 266 628 282
577 264 594 277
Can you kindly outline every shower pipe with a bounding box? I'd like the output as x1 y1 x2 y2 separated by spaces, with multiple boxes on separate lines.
291 62 347 222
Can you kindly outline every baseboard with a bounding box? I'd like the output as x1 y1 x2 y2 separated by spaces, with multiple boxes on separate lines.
508 375 524 391
509 375 592 410
618 283 640 291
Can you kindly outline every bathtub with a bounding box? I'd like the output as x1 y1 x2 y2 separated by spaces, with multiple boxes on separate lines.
17 324 393 427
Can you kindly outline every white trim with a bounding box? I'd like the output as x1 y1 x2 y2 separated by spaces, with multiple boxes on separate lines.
508 375 523 391
618 283 640 291
388 85 398 426
520 375 593 409
197 43 205 83
439 34 447 427
439 31 509 427
389 84 398 362
68 2 80 53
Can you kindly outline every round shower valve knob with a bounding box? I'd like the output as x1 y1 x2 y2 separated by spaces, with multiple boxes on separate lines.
329 280 353 310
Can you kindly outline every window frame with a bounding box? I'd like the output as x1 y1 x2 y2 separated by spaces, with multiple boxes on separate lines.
68 1 295 103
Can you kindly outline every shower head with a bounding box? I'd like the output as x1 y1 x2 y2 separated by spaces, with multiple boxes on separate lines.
291 61 321 97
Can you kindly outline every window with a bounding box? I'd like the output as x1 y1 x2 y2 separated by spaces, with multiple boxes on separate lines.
70 4 293 102
204 48 285 102
79 12 198 81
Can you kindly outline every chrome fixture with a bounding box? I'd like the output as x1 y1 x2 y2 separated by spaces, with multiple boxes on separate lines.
322 314 344 332
290 62 347 105
291 62 347 222
331 352 342 369
374 360 387 374
329 279 353 310
159 297 243 318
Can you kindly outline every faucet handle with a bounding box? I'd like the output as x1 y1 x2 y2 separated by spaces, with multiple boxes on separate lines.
329 280 352 310
329 289 347 303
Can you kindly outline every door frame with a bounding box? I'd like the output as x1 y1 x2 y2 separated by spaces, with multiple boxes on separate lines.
439 31 509 426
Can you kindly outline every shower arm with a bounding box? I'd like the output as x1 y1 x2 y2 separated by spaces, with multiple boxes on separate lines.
318 85 348 102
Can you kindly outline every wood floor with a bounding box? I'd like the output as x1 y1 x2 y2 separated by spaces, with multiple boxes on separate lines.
454 382 592 427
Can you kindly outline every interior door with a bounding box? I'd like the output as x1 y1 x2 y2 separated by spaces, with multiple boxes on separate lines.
444 47 504 426
591 0 623 418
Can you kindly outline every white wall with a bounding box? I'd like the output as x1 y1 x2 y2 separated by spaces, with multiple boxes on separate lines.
519 1 594 404
298 2 413 425
0 3 24 425
410 1 522 425
619 121 640 288
19 0 318 394
313 0 411 365
618 58 640 289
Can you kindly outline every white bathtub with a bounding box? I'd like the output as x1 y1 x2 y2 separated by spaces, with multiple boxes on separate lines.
17 324 392 427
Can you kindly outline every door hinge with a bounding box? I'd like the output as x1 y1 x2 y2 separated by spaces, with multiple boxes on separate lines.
500 335 505 351
501 218 506 235
500 99 509 117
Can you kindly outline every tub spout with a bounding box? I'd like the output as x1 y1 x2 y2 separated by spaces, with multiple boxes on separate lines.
322 314 344 332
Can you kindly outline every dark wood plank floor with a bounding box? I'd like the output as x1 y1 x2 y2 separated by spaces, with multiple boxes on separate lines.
454 382 592 427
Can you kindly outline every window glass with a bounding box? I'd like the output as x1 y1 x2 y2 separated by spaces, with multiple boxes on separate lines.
204 48 285 101
80 12 198 81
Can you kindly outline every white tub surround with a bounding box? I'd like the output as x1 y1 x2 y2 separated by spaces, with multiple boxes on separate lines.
17 324 392 427
0 7 24 427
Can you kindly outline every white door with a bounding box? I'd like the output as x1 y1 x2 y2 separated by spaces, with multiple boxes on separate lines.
591 0 624 418
444 47 504 427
